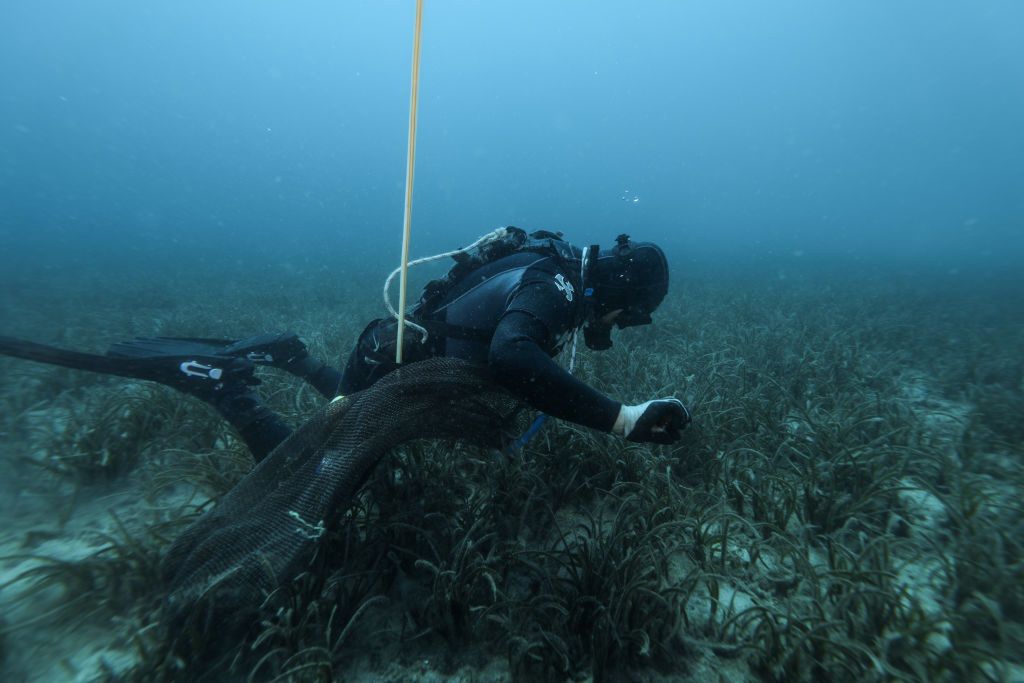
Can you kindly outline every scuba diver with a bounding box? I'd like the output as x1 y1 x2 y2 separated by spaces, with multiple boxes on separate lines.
0 228 690 462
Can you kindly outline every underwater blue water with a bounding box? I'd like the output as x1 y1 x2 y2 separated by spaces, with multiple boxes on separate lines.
2 5 1024 680
0 0 1022 275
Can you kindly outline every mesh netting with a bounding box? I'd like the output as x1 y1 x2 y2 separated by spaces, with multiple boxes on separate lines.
161 358 523 627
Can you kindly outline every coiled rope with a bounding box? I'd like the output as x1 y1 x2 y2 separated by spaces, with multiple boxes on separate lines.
384 227 513 344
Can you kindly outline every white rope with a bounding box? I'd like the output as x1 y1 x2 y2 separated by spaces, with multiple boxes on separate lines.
383 227 511 343
395 0 425 363
288 510 326 540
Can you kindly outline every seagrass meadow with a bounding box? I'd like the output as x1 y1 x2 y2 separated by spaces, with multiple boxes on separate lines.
0 256 1021 683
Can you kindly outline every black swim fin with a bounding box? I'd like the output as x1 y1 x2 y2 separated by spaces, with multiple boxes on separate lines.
0 331 333 400
106 331 309 370
0 335 257 399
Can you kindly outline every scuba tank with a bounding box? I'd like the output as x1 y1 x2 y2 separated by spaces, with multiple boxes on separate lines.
413 226 581 316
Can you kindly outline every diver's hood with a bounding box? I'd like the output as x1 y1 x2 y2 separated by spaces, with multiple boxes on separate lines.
581 234 669 350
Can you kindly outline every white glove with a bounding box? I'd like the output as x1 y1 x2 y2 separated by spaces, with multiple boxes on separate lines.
613 398 691 444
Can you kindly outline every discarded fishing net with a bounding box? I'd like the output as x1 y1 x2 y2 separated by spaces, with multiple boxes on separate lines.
161 358 523 629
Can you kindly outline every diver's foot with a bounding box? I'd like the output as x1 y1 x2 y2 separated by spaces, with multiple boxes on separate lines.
0 335 259 402
106 331 307 370
106 332 340 399
221 332 340 397
105 351 259 402
218 332 310 372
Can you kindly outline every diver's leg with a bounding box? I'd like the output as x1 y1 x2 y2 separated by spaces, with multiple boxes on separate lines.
209 388 292 462
285 355 343 399
338 319 399 395
339 344 370 395
106 332 344 400
104 338 298 459
205 332 342 399
0 335 293 462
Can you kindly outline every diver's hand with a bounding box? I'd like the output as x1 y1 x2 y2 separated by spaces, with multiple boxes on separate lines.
614 398 691 444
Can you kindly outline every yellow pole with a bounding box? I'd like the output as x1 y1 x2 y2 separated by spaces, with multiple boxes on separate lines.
396 0 424 364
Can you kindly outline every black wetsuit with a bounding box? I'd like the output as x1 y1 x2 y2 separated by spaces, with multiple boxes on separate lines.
235 251 622 460
427 251 620 431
